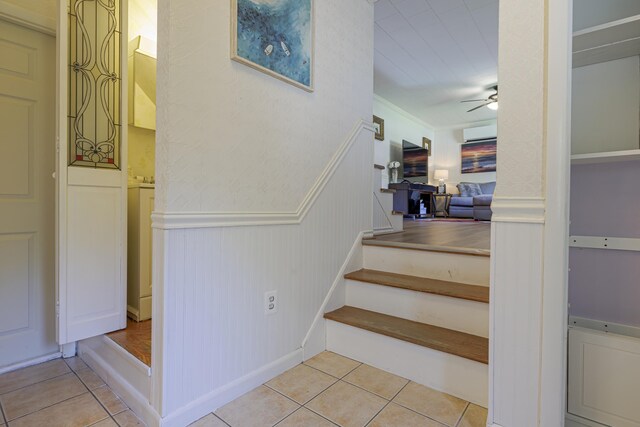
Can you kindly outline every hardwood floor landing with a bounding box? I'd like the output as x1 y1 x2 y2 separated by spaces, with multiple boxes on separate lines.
107 319 151 366
366 219 490 256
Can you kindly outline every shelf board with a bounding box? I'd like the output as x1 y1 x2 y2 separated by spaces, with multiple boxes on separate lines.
571 149 640 165
573 14 640 67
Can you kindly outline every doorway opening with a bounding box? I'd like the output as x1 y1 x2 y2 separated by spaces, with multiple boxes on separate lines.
105 0 158 368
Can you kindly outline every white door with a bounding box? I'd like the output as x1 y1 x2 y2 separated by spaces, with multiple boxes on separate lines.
0 19 58 367
56 0 127 344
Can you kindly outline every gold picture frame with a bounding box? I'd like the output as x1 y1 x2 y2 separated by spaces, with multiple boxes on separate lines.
423 137 432 157
373 115 385 141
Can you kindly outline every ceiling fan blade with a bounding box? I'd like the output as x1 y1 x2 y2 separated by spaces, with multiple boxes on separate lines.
467 102 492 112
461 99 489 103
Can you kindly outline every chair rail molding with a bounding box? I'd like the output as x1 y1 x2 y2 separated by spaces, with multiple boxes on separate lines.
490 196 545 224
0 0 56 35
152 119 375 230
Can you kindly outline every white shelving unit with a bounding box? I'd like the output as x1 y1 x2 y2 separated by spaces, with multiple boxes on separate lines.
567 13 640 427
573 14 640 68
571 16 640 163
571 149 640 164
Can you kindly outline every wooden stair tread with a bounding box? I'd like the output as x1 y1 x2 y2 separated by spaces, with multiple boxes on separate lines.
325 306 488 364
345 269 489 303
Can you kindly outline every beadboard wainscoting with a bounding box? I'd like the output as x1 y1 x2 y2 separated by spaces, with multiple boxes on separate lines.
489 198 546 427
151 126 372 425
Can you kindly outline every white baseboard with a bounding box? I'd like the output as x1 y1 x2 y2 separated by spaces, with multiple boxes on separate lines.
127 305 140 322
78 337 158 427
0 352 62 375
159 349 303 427
565 412 609 427
301 231 365 360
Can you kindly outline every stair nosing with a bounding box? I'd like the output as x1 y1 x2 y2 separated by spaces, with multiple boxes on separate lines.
345 269 489 303
325 306 488 364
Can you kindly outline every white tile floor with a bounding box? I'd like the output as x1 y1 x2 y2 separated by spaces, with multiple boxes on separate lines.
0 357 145 426
0 352 488 427
202 351 488 427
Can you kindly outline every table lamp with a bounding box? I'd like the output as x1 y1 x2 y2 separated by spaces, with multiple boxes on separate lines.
434 169 449 194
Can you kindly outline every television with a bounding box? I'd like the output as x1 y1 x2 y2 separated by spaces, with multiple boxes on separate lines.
402 140 428 178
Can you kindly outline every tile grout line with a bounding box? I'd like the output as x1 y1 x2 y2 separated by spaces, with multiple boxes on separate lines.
300 404 343 427
362 379 413 427
68 359 123 426
0 368 72 397
211 413 231 427
4 391 95 425
1 367 92 424
454 402 471 427
389 381 466 427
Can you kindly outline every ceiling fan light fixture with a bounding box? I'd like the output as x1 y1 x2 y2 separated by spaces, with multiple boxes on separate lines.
487 101 498 111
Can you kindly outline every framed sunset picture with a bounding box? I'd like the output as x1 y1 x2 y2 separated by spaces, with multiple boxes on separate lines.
231 0 314 92
461 139 497 174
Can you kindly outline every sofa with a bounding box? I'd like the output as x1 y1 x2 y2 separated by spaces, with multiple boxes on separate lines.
449 181 495 220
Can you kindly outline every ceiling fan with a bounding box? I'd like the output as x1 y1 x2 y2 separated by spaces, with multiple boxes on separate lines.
462 85 498 112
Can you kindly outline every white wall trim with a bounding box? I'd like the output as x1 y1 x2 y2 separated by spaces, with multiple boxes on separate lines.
373 94 435 130
301 231 366 357
0 352 61 375
490 196 545 224
159 349 302 427
0 0 56 35
565 411 609 427
79 339 160 427
540 1 572 426
152 119 375 230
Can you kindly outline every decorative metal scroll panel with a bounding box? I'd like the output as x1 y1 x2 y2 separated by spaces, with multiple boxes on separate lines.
68 0 121 169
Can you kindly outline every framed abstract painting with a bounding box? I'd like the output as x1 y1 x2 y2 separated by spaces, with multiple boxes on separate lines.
461 139 497 174
231 0 314 92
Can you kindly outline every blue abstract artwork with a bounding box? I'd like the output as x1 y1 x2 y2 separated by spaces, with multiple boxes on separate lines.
233 0 313 90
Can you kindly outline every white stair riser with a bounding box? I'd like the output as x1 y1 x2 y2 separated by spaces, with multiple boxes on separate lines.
326 320 488 407
363 245 490 286
345 280 489 338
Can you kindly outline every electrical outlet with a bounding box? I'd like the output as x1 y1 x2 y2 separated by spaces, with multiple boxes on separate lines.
264 291 278 315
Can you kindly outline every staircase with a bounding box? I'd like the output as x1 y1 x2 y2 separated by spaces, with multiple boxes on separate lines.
324 239 490 406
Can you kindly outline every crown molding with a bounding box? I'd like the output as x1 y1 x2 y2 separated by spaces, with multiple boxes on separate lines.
373 94 436 131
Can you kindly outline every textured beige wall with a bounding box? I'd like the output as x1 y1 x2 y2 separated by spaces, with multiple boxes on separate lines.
128 125 155 178
496 0 546 198
155 0 374 213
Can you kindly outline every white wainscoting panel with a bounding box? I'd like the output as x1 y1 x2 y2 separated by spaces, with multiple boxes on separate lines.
154 128 372 422
64 185 124 342
490 219 545 427
568 327 640 427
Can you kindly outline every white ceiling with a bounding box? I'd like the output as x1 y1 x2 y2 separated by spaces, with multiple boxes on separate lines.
374 0 499 128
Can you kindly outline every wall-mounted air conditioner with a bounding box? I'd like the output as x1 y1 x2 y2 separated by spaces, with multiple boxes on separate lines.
463 124 497 143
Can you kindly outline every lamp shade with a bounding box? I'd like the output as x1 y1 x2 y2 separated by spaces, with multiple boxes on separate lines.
434 169 449 180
